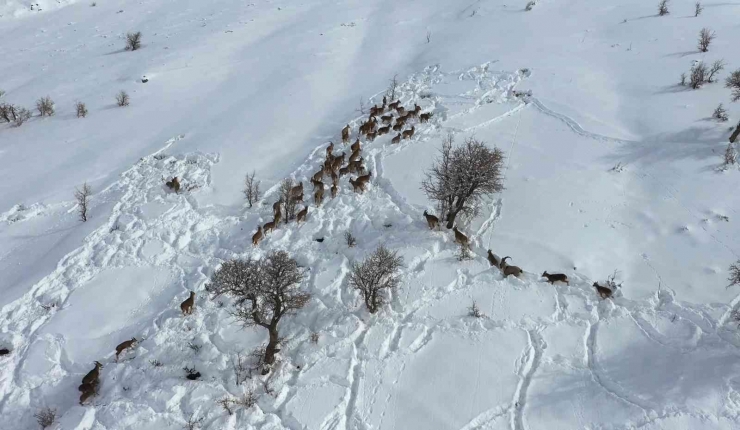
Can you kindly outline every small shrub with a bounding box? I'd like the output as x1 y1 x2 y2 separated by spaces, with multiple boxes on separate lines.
36 96 55 117
0 90 5 98
707 59 725 83
726 69 740 102
680 72 686 86
243 170 261 208
187 342 201 353
116 91 130 107
126 32 142 51
457 242 473 261
13 107 31 127
34 407 56 429
731 309 740 327
689 63 707 89
75 182 92 222
698 28 715 53
232 353 250 384
385 74 399 101
236 390 257 408
713 104 729 122
217 396 234 415
310 332 319 343
723 143 737 167
468 300 483 318
658 0 669 15
695 1 703 16
525 1 536 11
182 413 203 430
76 101 88 118
344 231 357 247
149 359 163 367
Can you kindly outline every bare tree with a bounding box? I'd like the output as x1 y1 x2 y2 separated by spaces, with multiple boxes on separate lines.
344 231 357 247
713 103 729 122
75 182 92 222
355 96 367 115
206 251 310 373
697 28 715 52
422 135 505 229
34 407 56 429
658 0 669 15
116 91 130 107
125 32 142 51
729 260 740 287
385 74 399 101
36 96 55 116
279 178 298 223
349 245 404 313
243 171 261 208
723 143 738 168
75 101 88 118
695 1 703 16
182 413 203 430
726 69 740 102
525 1 536 11
217 396 234 415
689 62 707 89
707 59 725 83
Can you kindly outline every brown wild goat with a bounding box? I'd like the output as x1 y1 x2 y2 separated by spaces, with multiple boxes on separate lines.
392 121 405 132
342 125 350 144
423 210 439 230
263 219 276 235
381 114 393 124
79 385 97 405
290 182 303 199
487 250 500 268
366 131 377 141
180 291 195 315
402 126 415 140
331 183 338 198
312 170 324 183
165 177 180 193
351 139 361 152
78 381 98 393
542 272 569 285
453 227 469 247
273 209 282 225
273 200 282 217
296 206 308 223
331 156 343 172
115 337 137 361
326 142 334 158
311 178 324 189
331 170 339 185
339 166 350 177
349 159 364 174
500 257 523 278
314 187 324 206
252 225 263 246
82 361 103 385
350 171 372 193
349 149 361 162
391 133 401 144
377 125 391 135
593 282 613 299
396 106 406 115
420 112 432 123
388 100 400 110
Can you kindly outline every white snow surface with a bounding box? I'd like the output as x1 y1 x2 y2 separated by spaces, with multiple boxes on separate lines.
1 0 740 429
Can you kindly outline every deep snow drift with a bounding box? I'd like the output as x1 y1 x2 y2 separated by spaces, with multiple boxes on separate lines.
1 0 740 429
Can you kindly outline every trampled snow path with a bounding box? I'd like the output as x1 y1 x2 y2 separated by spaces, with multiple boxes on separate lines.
2 62 740 430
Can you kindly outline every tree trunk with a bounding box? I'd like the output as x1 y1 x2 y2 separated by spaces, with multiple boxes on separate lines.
731 122 740 143
262 326 280 374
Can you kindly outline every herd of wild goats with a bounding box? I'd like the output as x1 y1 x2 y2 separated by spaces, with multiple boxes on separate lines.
70 95 614 406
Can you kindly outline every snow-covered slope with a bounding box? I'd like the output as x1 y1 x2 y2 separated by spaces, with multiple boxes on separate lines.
1 0 740 429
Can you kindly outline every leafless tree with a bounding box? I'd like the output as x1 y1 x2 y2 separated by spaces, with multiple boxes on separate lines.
36 96 55 116
422 134 505 229
279 178 298 223
385 74 399 101
12 107 31 127
75 101 88 118
75 182 92 222
126 32 142 51
707 59 725 83
206 251 310 373
236 390 258 408
349 245 404 313
217 396 234 415
658 0 669 15
689 62 707 89
116 91 130 107
182 413 203 430
729 260 740 287
713 103 729 122
695 1 703 16
344 231 357 247
698 28 715 52
243 170 261 208
525 1 536 11
726 69 740 102
232 352 250 384
34 407 56 429
722 143 737 168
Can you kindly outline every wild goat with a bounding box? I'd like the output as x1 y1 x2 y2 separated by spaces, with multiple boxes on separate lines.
115 338 137 361
165 177 180 193
593 282 613 299
413 104 421 115
391 133 401 144
392 121 405 132
349 148 361 162
333 152 346 165
420 112 432 123
312 169 324 183
381 114 393 124
377 125 391 135
351 139 361 152
366 131 377 141
79 385 97 405
273 200 282 217
263 219 276 234
290 182 303 199
388 100 400 110
311 178 324 190
341 125 350 144
314 187 324 206
542 271 569 285
453 226 469 246
350 171 372 193
296 206 308 223
348 159 364 174
331 183 338 198
370 104 384 116
180 291 195 315
78 381 98 393
339 166 350 177
273 209 282 224
252 225 263 246
292 192 304 202
500 257 523 278
81 361 103 385
423 210 439 229
487 250 500 267
396 106 406 115
402 126 415 139
331 170 339 185
326 142 334 158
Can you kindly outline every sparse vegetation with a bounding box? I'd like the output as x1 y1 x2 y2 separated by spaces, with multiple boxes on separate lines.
726 69 740 102
713 104 729 122
698 28 715 53
75 182 92 222
422 134 505 229
116 91 130 107
232 352 250 384
12 107 32 127
722 143 737 168
680 72 687 86
182 413 203 430
426 30 431 43
349 245 404 313
457 241 473 261
126 31 142 51
310 332 320 343
729 261 740 287
707 60 725 83
34 407 56 429
75 101 88 118
243 170 261 208
149 359 163 367
658 0 669 16
36 96 55 117
236 390 258 408
279 178 298 223
217 396 234 415
385 74 399 101
695 1 703 16
207 251 310 373
344 231 357 247
468 300 483 318
525 1 536 11
689 62 707 89
187 342 201 353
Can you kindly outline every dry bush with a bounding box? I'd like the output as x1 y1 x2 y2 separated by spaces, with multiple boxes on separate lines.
116 91 130 107
243 170 261 208
236 390 257 408
182 413 203 430
707 59 725 83
75 182 92 222
34 407 56 429
344 231 357 247
525 1 536 11
723 143 737 168
385 74 399 101
349 245 404 313
126 32 142 51
468 300 483 318
36 96 55 116
76 101 88 118
713 104 729 122
13 107 31 127
695 1 703 16
689 63 707 89
726 69 740 102
457 242 473 261
698 28 715 52
729 260 740 287
658 0 669 15
232 352 250 385
217 396 234 415
310 332 320 343
279 178 298 223
680 72 686 86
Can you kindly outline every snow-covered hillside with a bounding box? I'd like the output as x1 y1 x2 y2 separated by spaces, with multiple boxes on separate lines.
1 0 740 429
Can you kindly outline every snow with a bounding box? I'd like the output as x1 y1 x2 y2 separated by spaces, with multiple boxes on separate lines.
2 0 740 429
